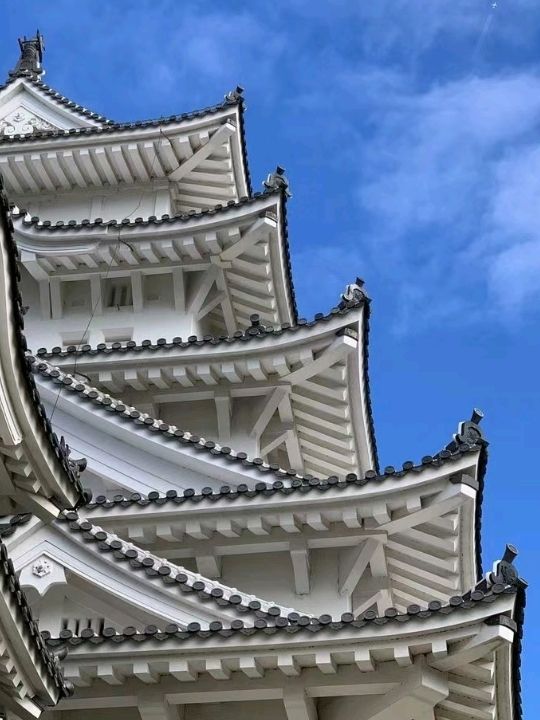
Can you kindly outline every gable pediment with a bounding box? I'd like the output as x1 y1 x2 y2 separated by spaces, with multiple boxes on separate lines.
0 105 57 136
0 78 104 136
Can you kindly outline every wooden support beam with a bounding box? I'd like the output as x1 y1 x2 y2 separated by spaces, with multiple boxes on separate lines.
168 122 236 181
215 267 236 335
283 688 318 720
339 538 380 596
354 663 448 720
382 483 476 535
284 335 357 385
260 430 289 457
195 553 222 578
249 386 289 438
196 290 226 320
187 265 218 316
215 390 231 443
138 694 181 720
220 215 276 262
429 624 514 671
290 537 310 595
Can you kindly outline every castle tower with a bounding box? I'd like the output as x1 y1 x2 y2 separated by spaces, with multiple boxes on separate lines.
0 34 525 720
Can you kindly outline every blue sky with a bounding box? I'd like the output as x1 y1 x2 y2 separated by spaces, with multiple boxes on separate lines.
1 0 539 713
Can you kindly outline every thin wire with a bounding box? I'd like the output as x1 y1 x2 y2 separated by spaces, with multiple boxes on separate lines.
48 132 168 421
472 2 498 63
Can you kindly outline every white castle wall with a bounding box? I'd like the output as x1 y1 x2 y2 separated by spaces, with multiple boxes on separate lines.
14 184 171 222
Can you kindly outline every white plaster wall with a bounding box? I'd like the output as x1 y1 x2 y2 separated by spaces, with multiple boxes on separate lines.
185 700 287 720
25 304 200 349
20 268 205 349
58 701 287 720
158 397 259 456
220 549 349 617
14 185 171 222
319 695 365 720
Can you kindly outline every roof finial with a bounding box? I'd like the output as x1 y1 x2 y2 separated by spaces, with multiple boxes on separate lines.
340 277 366 307
9 30 45 79
445 407 487 453
264 166 292 197
487 544 526 588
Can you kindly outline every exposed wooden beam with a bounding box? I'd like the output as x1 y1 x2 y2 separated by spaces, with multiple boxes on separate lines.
283 687 318 720
168 122 236 182
249 386 289 438
187 265 218 316
284 335 357 385
290 537 310 595
220 215 276 262
138 695 181 720
429 624 514 671
215 390 231 443
355 663 448 720
339 538 381 596
381 482 476 535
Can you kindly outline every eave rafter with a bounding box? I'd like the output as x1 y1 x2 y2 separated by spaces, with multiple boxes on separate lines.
15 192 295 331
41 585 521 720
32 313 368 478
82 462 479 609
0 103 248 210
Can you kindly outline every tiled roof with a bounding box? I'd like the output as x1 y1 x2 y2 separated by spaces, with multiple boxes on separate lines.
15 186 296 324
31 331 450 487
0 71 113 125
35 294 363 359
37 550 526 720
0 79 244 144
0 175 85 503
85 445 481 510
42 575 521 645
0 540 73 699
12 190 275 233
57 510 301 623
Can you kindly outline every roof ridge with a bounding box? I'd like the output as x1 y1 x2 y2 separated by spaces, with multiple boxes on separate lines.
11 188 279 232
0 71 114 125
58 511 302 622
31 354 479 487
0 86 243 144
42 575 520 645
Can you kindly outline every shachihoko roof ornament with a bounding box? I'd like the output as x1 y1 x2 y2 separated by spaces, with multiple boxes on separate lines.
445 407 487 451
264 165 291 197
8 31 45 79
340 277 367 307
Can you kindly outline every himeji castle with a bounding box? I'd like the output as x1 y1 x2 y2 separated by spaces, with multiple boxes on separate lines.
0 32 526 720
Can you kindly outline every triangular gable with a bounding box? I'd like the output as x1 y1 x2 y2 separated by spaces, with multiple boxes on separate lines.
0 77 110 137
8 514 300 636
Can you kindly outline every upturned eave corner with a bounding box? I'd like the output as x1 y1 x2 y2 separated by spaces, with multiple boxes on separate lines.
0 174 86 517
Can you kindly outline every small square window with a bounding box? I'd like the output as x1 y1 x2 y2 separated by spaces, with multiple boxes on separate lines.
104 277 133 309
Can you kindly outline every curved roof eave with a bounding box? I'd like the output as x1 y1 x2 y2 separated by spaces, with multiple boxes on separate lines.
31 352 481 494
0 176 85 512
0 90 244 146
54 510 304 624
44 573 522 644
